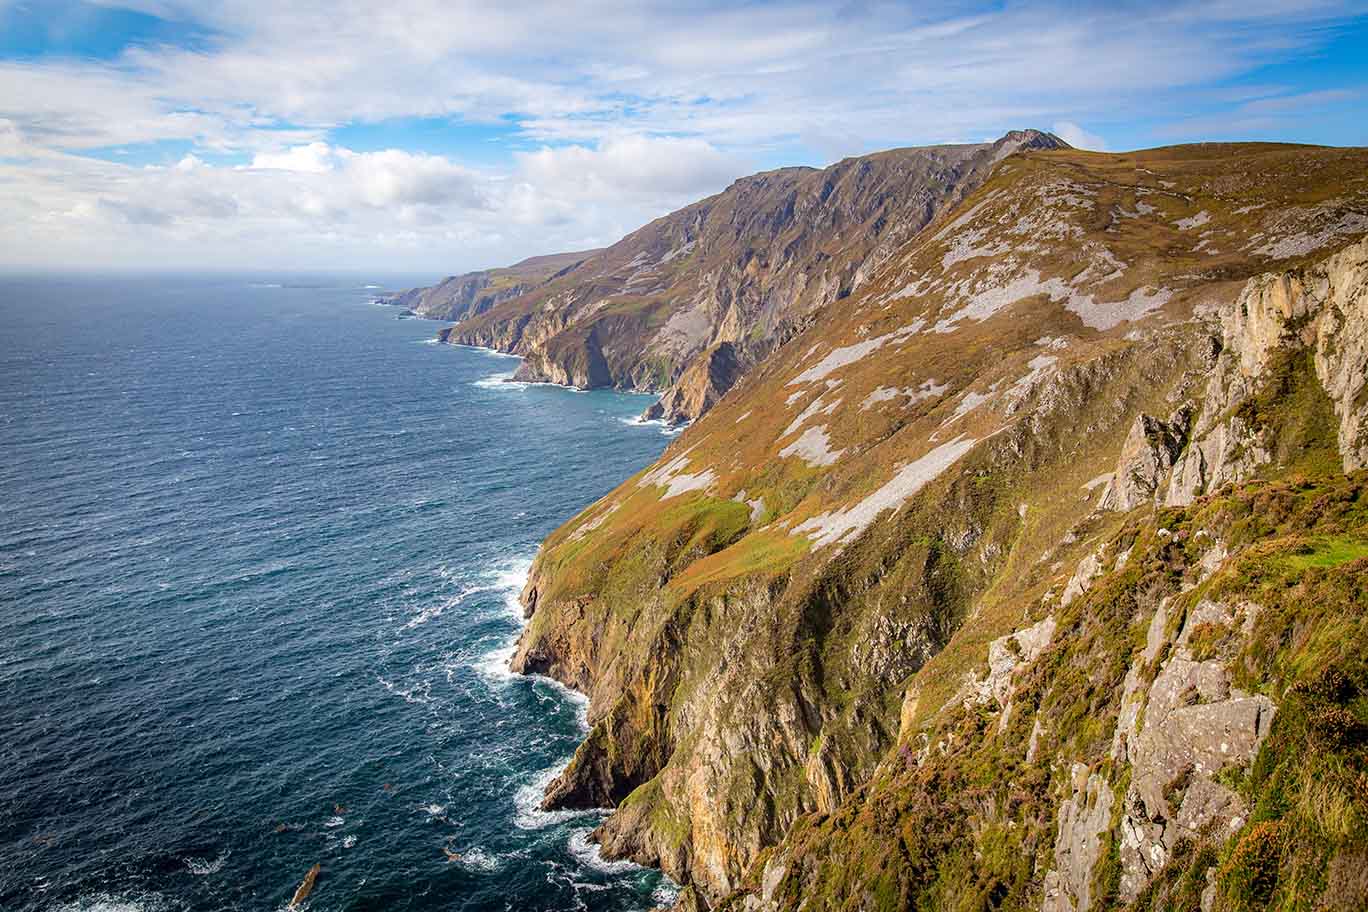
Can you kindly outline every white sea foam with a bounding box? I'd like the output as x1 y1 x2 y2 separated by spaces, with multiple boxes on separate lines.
473 373 525 390
512 763 605 830
529 673 591 729
341 835 357 849
468 555 535 681
376 675 431 705
401 583 497 631
183 850 230 875
452 344 521 360
618 416 685 437
52 894 171 912
653 880 683 906
567 829 641 874
491 557 533 615
472 642 519 684
459 847 500 872
324 815 345 828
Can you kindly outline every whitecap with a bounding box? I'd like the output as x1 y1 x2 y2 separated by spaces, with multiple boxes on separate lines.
473 373 526 390
530 674 591 730
183 850 230 875
471 641 518 685
51 893 173 912
423 803 448 818
459 847 499 872
342 835 357 849
491 557 533 618
376 675 431 705
324 815 345 828
512 763 606 830
400 583 495 632
567 828 640 874
618 416 687 438
652 879 682 906
452 344 521 361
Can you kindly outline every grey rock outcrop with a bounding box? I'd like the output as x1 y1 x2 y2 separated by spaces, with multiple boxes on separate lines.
1097 406 1191 512
963 614 1057 708
1042 763 1115 912
1111 599 1274 901
1169 236 1368 504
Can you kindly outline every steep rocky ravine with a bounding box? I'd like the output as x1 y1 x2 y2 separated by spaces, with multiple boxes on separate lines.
407 130 1069 421
511 142 1368 911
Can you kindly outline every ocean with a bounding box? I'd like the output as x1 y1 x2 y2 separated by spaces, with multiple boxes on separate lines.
0 275 675 912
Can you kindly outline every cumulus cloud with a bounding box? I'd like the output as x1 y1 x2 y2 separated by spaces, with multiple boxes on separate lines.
0 138 723 271
249 142 335 173
517 136 743 200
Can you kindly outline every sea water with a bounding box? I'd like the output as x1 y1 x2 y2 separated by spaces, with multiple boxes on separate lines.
0 275 674 911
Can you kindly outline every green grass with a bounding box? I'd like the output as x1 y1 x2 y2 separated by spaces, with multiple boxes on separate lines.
1283 536 1368 570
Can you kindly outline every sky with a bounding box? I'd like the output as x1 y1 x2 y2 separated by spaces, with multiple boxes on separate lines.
1 1 1367 275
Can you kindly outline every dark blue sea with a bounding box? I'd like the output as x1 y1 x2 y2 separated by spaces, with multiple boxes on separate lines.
0 276 675 912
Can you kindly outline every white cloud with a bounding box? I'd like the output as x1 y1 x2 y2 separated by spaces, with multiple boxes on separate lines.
1052 121 1108 151
249 142 335 173
517 135 742 200
0 1 1363 270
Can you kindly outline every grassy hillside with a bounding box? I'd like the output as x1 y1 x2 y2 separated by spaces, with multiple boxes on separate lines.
506 141 1368 910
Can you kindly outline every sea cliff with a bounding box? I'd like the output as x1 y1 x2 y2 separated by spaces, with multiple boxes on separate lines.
501 141 1368 911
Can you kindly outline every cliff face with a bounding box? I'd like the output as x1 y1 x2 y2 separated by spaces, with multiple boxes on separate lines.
381 249 597 321
508 141 1368 911
433 130 1068 414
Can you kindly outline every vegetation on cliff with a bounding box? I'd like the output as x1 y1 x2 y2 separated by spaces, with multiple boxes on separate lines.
509 140 1368 910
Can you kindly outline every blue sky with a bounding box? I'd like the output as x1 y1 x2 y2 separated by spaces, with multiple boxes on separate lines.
1 0 1366 273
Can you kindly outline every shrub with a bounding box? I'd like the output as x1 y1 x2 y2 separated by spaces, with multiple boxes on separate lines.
1219 820 1284 908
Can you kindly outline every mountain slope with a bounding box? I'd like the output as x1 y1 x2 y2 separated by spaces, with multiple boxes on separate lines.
382 249 598 321
430 130 1068 421
506 141 1368 910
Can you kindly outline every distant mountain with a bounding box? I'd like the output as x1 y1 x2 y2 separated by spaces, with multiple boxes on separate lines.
395 129 1068 422
381 249 599 322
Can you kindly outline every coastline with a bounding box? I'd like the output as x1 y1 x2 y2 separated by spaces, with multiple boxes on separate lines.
381 291 683 891
379 296 597 394
375 294 677 400
482 486 682 901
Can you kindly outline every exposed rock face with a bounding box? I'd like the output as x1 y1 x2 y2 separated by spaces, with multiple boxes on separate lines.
380 249 597 321
1097 406 1191 511
964 614 1056 707
1042 763 1115 912
438 130 1070 416
643 342 743 426
1113 597 1275 900
498 141 1368 910
1170 236 1368 504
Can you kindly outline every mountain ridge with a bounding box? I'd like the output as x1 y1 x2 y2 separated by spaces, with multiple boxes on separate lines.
387 129 1069 422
